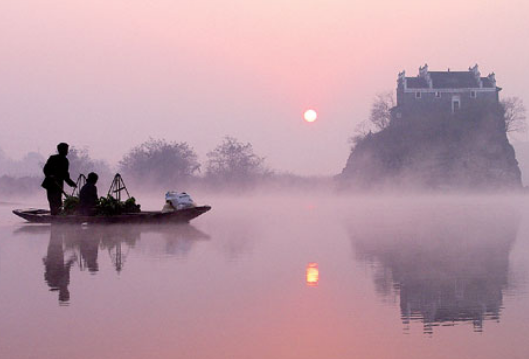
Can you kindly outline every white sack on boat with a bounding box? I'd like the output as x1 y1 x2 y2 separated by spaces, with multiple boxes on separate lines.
165 191 196 210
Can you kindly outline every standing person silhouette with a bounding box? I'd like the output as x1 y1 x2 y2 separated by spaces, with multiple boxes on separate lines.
41 143 77 215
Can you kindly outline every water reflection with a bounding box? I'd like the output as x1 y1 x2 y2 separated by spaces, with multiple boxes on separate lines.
306 262 319 287
16 223 209 305
349 203 520 334
43 226 76 305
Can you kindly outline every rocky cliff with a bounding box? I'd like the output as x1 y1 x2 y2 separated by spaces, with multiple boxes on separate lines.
340 103 522 190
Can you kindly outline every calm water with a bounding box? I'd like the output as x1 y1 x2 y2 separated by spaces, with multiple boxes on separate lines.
1 194 529 359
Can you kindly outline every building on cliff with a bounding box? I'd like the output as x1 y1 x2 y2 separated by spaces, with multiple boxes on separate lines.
395 64 500 117
340 64 523 189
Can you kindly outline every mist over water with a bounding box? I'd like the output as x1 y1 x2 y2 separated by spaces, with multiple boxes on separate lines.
1 193 529 358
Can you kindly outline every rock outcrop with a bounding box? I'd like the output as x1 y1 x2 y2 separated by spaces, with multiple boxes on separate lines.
340 103 522 190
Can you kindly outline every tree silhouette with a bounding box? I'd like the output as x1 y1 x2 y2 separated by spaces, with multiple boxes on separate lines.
369 91 395 131
68 147 111 183
205 136 269 184
501 97 527 134
119 139 200 186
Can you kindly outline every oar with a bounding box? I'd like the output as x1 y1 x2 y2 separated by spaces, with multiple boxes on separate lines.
48 178 73 198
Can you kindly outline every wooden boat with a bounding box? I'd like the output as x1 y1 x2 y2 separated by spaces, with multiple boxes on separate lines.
13 206 211 224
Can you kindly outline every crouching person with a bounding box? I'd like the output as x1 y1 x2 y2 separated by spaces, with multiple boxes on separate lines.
79 172 99 215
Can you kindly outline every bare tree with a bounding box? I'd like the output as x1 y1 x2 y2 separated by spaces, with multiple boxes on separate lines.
369 91 395 131
205 136 269 184
348 120 373 150
501 97 527 133
347 91 394 151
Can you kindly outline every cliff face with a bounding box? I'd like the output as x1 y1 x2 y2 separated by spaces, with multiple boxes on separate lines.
341 103 522 190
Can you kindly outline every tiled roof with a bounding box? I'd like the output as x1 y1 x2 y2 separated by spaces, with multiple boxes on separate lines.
481 77 495 88
429 72 477 88
405 71 496 89
406 77 428 89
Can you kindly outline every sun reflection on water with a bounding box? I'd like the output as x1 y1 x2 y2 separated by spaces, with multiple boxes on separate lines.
306 262 319 287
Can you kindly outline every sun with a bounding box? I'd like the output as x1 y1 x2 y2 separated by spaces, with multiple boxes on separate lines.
304 109 317 123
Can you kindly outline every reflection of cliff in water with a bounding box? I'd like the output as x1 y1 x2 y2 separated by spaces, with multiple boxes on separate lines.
17 223 209 305
349 201 520 333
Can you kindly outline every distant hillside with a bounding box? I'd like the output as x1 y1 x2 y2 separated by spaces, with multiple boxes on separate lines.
340 103 522 190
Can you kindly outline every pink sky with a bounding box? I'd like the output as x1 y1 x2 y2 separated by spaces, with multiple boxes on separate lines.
1 0 528 175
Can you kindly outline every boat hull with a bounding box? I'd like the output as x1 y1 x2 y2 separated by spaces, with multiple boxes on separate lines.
13 206 211 224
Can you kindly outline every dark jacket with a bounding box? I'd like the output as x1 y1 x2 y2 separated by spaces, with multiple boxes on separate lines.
41 154 76 191
79 182 98 215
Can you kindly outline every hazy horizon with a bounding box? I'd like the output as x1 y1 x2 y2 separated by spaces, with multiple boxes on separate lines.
2 0 529 176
